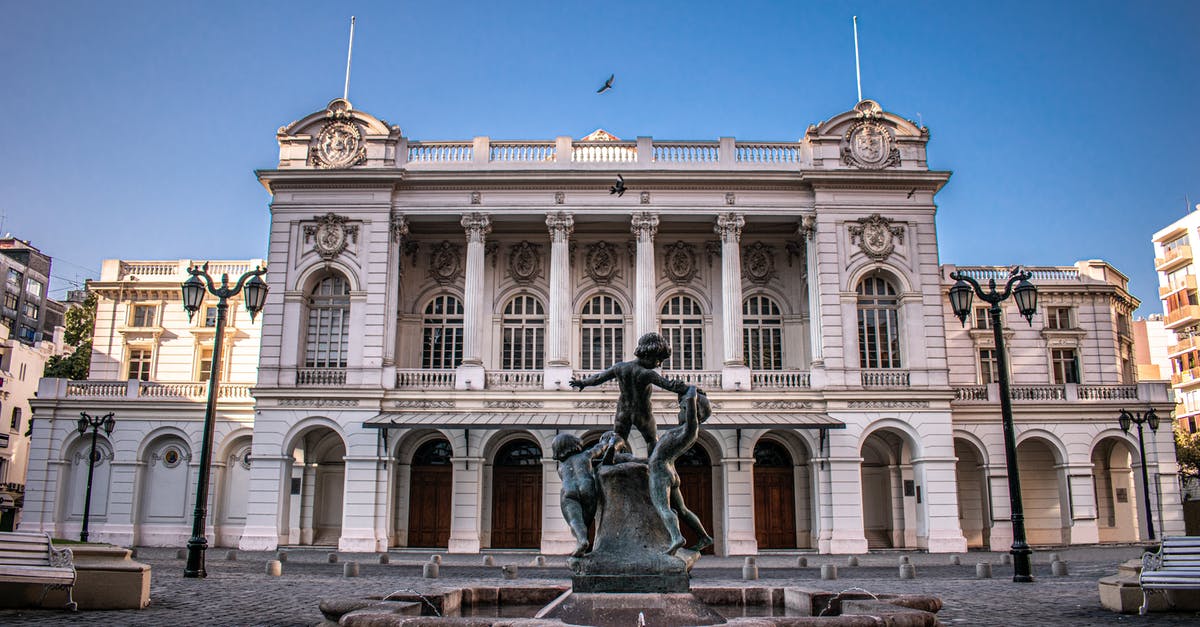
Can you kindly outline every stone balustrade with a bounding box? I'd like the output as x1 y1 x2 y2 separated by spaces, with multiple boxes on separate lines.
295 368 346 386
861 369 911 388
484 370 544 389
750 371 812 389
395 369 455 389
51 379 253 401
953 383 1150 404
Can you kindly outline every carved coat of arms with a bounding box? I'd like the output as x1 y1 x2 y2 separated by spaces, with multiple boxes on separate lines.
311 120 366 169
429 241 463 284
848 214 905 261
742 242 776 284
841 118 900 170
304 213 358 260
508 242 542 284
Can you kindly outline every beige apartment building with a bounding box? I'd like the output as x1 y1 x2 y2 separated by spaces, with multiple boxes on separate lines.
1153 212 1200 432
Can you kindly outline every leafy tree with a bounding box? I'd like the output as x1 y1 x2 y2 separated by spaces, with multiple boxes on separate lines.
43 291 96 380
1176 425 1200 482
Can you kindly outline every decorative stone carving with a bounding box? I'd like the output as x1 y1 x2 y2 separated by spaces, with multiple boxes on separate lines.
484 400 544 409
508 241 543 284
847 400 930 409
725 192 736 206
428 241 463 285
585 241 620 284
546 211 574 243
663 241 698 284
785 240 804 268
742 242 776 284
309 103 367 169
714 212 744 243
389 212 409 243
555 191 565 205
704 241 721 268
469 191 482 205
751 400 813 409
848 214 905 261
798 214 817 240
392 399 455 408
232 446 252 470
574 400 618 410
278 398 359 407
630 212 659 242
841 101 900 169
152 445 190 468
461 212 491 243
640 191 651 205
303 213 359 260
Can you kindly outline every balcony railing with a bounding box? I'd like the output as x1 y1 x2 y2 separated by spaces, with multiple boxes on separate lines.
1164 304 1200 329
751 371 811 389
1161 275 1198 298
485 370 544 389
295 368 346 386
953 384 1141 402
62 380 252 401
1155 245 1192 271
1169 336 1200 357
663 370 723 388
861 369 910 388
395 369 455 389
1173 367 1200 387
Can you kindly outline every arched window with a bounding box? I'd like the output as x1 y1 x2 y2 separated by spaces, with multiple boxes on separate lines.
423 295 464 369
412 439 453 466
502 295 545 370
753 439 793 467
661 295 704 370
495 440 543 466
857 276 901 369
305 274 350 368
580 295 624 371
743 295 783 370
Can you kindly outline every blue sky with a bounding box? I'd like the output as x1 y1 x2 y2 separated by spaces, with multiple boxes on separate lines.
1 1 1197 316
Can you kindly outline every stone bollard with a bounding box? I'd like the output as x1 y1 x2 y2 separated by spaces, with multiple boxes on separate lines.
277 551 288 563
502 565 519 580
176 549 187 559
423 561 440 578
226 550 238 561
821 564 838 580
899 564 916 580
743 557 758 580
483 555 496 566
533 555 547 567
266 560 282 576
430 554 442 565
950 555 961 565
846 556 859 567
899 555 910 565
130 548 138 558
976 563 993 579
1051 560 1069 576
328 553 339 564
1048 553 1060 564
379 554 390 564
797 556 808 568
343 562 359 577
1001 553 1012 566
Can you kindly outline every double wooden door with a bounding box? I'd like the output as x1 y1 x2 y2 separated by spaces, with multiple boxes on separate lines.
407 465 452 547
753 466 797 548
491 465 542 548
677 446 715 555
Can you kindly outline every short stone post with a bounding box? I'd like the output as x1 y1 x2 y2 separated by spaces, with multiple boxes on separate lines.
276 551 288 562
343 562 359 577
899 564 916 579
430 554 442 564
976 563 993 579
483 555 496 566
898 555 910 565
379 554 390 564
225 550 238 561
821 564 838 580
1048 553 1060 564
797 556 808 568
742 557 758 580
266 560 282 576
846 556 859 567
502 564 519 580
533 555 546 566
423 561 440 578
1001 553 1012 566
1051 560 1069 576
328 552 339 563
950 555 960 565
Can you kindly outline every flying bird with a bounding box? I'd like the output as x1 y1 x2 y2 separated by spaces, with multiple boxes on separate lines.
597 74 615 94
610 174 626 197
906 189 916 199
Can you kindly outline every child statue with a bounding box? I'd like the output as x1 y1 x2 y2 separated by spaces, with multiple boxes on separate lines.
649 385 715 554
551 431 626 557
569 332 688 456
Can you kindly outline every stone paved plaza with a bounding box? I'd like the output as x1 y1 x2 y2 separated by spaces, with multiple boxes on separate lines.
2 545 1198 626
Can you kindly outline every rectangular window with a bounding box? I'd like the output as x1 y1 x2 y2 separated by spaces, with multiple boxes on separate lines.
5 269 20 290
979 349 999 384
203 306 218 327
131 304 156 327
1052 348 1079 384
128 348 153 381
25 278 43 299
1165 234 1190 252
3 292 16 311
974 307 1002 330
17 325 35 342
1046 306 1073 330
198 347 214 381
22 302 38 320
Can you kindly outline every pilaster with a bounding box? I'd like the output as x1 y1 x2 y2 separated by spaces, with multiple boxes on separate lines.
448 457 484 553
721 458 758 555
237 453 289 551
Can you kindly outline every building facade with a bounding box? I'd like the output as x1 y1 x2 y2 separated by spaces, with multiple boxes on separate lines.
1153 212 1200 433
22 99 1183 554
0 321 57 530
1 237 54 345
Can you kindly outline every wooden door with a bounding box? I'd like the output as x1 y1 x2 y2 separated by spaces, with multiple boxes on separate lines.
491 440 543 549
407 439 453 547
753 440 797 549
677 445 714 554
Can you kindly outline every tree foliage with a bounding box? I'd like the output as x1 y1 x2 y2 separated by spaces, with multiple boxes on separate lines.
43 292 96 380
1176 425 1200 481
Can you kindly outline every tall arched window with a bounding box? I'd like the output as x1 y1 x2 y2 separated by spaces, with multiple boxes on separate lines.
857 275 901 368
661 295 704 370
502 295 545 370
305 274 350 368
743 295 783 370
580 295 624 371
423 295 464 369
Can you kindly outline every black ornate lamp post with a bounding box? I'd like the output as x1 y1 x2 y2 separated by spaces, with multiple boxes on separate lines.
77 411 115 542
180 263 268 578
948 269 1038 583
1118 407 1160 541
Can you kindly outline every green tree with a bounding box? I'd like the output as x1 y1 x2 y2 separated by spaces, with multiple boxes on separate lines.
1176 425 1200 481
43 291 96 380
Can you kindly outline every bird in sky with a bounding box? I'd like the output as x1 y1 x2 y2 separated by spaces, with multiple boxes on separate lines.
907 189 916 198
597 74 615 94
610 174 626 197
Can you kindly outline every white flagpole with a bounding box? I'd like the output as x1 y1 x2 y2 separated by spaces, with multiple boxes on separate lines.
344 16 356 101
853 16 862 103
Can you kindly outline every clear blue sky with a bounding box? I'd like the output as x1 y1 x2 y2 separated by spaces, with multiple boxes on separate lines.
1 1 1197 316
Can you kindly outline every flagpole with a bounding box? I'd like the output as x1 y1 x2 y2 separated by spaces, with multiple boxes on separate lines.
853 16 862 103
344 16 356 101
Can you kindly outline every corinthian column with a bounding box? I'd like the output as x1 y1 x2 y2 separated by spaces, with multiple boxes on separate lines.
801 215 826 390
545 212 574 389
631 212 659 340
456 212 491 390
716 212 750 391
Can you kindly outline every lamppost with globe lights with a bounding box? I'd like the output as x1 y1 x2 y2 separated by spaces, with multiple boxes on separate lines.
179 263 268 578
948 268 1038 583
77 411 115 542
1118 407 1160 541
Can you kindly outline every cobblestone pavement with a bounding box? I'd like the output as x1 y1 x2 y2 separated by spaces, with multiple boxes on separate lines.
2 545 1198 626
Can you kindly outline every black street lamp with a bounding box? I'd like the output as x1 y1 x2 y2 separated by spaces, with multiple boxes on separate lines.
77 411 115 542
948 269 1038 583
1118 407 1160 541
179 263 268 578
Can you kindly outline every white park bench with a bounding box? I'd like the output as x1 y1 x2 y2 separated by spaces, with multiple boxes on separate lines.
0 531 77 611
1140 535 1200 615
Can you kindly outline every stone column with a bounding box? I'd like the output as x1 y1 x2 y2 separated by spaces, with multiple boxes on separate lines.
716 213 750 390
545 212 575 390
1065 465 1100 545
825 449 868 554
631 212 659 340
447 457 485 553
456 212 491 390
339 456 384 553
382 210 408 388
800 216 826 389
300 462 317 545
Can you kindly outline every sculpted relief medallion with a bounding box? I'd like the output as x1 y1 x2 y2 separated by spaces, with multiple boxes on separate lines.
311 120 366 169
841 120 899 170
663 241 698 284
303 213 359 260
429 241 463 285
508 241 542 284
585 241 619 284
742 242 776 284
848 214 905 261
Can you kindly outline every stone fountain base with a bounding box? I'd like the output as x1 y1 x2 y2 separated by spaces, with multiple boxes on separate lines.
537 591 724 627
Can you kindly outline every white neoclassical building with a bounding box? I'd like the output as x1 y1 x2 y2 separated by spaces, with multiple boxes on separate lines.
22 98 1184 555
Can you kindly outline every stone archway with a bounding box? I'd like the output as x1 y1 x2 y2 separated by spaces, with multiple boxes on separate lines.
490 439 543 549
407 438 453 548
860 429 913 549
1016 437 1067 545
1091 436 1140 542
284 427 346 546
954 438 990 550
753 439 798 549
